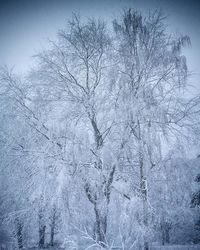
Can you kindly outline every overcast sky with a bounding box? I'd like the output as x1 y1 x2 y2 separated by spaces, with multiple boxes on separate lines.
0 0 199 88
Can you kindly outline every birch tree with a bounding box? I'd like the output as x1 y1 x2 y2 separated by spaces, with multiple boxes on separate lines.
113 9 199 249
0 9 200 250
30 14 119 246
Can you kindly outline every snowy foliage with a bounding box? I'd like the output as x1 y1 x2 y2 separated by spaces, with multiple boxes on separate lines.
0 9 200 250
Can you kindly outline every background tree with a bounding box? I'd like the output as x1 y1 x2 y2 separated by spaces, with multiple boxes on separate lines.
191 173 200 243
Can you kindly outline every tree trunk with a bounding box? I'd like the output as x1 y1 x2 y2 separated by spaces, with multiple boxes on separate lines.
165 228 170 244
161 227 165 246
38 211 46 249
94 204 107 247
85 117 115 247
39 225 46 248
15 219 23 249
139 144 149 250
84 166 115 249
161 220 171 245
50 209 56 247
50 224 55 247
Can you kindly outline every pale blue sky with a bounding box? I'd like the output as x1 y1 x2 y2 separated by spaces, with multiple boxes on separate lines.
0 0 199 88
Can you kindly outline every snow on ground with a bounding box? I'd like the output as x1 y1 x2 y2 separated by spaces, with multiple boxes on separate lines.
25 245 200 250
150 245 200 250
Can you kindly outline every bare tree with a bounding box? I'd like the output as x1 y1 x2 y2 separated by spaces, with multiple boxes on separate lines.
0 9 200 250
31 14 118 246
113 9 199 250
